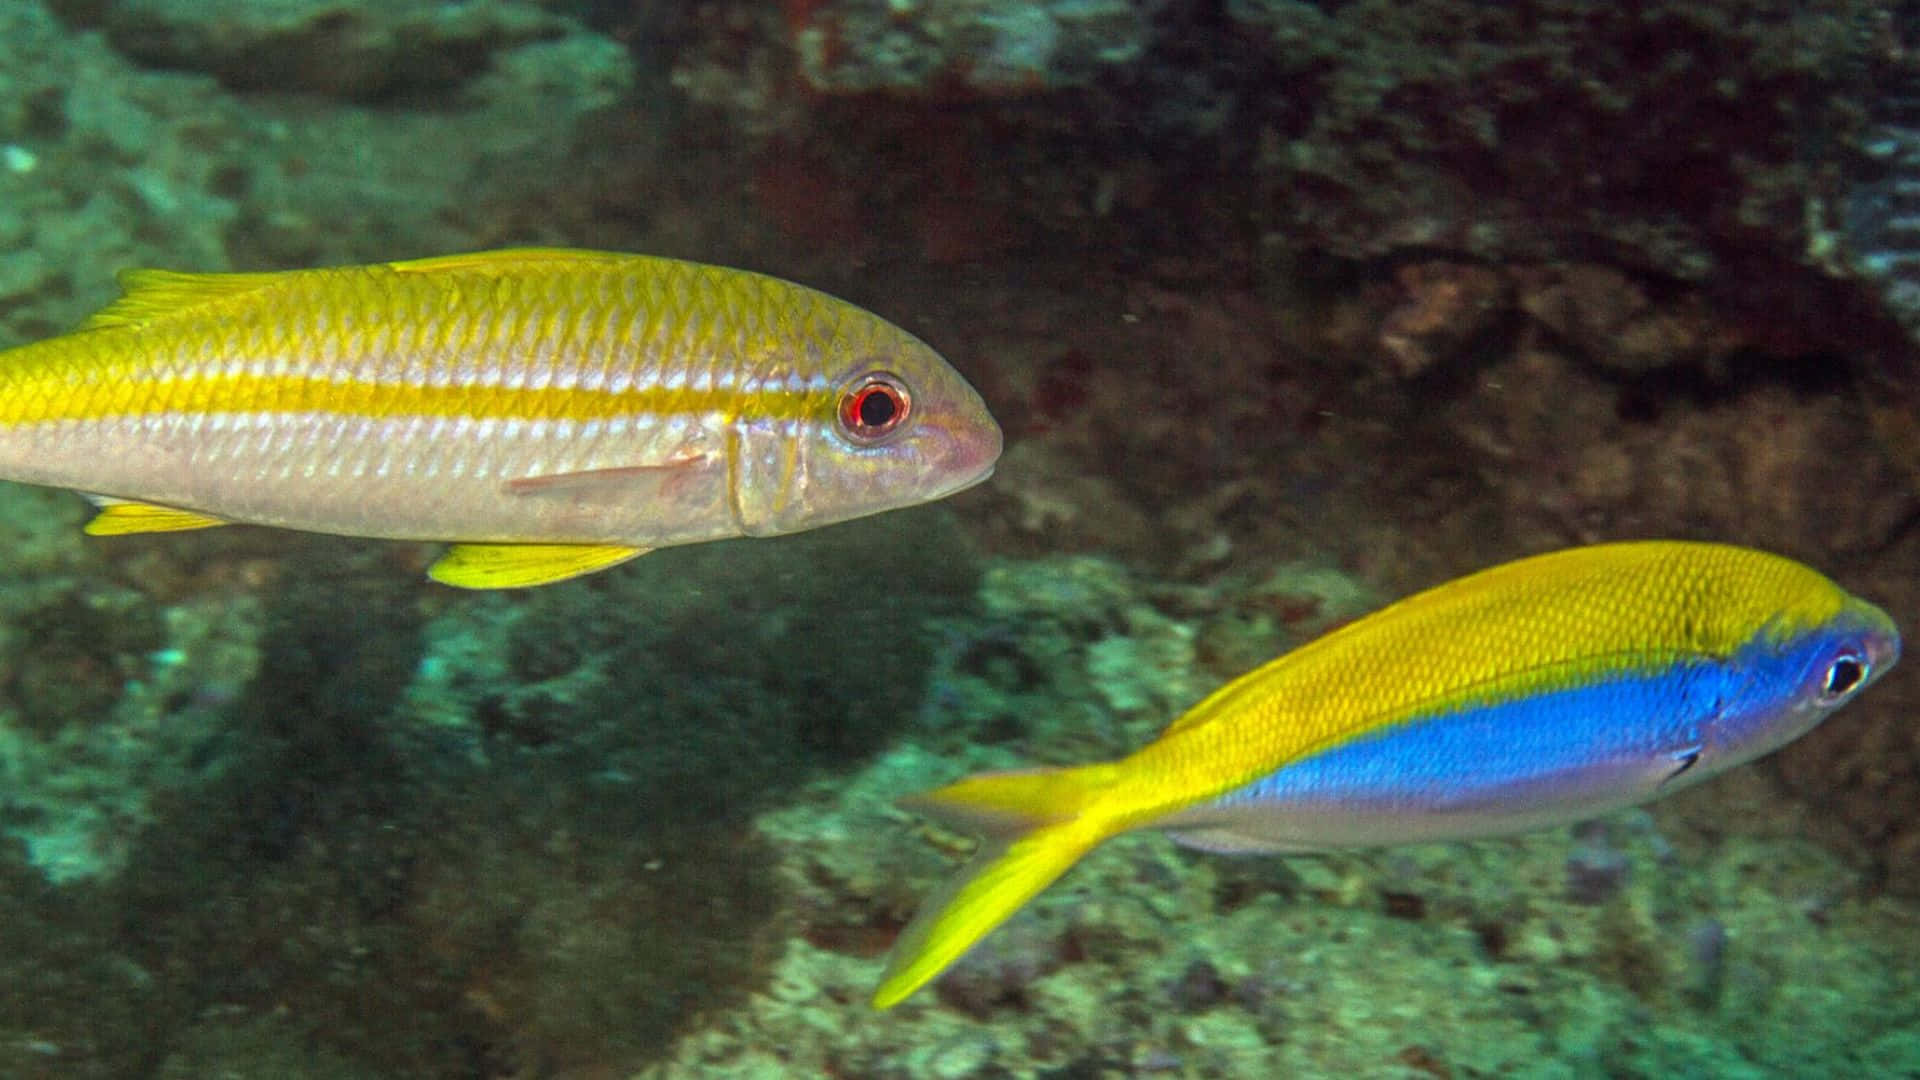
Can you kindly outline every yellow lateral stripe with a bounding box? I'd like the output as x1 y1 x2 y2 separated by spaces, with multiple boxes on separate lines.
0 374 828 426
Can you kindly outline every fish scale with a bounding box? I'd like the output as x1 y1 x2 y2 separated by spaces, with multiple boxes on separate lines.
0 247 1001 587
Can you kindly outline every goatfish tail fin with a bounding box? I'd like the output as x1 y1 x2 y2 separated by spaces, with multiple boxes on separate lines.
872 763 1123 1010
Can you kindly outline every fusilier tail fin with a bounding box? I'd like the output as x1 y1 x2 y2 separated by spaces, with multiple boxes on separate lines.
872 763 1121 1009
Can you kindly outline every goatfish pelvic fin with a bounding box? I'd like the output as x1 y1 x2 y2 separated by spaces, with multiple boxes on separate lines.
81 492 648 588
871 763 1122 1010
426 542 651 590
82 496 229 535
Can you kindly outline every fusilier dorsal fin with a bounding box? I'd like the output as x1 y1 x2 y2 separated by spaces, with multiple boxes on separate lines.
82 268 287 330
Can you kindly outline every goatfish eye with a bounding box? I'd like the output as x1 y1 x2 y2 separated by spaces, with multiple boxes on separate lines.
1819 652 1868 703
837 371 912 444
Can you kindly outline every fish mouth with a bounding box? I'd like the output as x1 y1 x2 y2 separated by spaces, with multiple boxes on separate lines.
930 416 1003 496
1851 599 1902 679
1867 628 1902 678
944 463 996 497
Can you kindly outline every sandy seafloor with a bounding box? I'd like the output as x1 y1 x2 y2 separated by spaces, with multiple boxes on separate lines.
0 1 1916 1077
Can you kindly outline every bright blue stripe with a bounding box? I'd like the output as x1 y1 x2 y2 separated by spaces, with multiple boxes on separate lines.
1210 663 1726 813
1178 628 1846 846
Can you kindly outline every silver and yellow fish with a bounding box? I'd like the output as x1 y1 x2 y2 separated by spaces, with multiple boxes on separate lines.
0 248 1002 587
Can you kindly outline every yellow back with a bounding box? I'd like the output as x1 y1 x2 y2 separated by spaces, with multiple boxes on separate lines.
1109 541 1849 826
0 249 871 428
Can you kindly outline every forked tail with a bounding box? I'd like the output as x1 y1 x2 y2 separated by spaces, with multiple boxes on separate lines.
872 762 1121 1009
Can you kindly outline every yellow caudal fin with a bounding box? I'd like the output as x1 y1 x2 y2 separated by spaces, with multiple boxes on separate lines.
872 763 1122 1010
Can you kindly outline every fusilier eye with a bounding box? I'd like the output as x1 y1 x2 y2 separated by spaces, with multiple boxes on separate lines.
1819 653 1867 702
838 372 911 443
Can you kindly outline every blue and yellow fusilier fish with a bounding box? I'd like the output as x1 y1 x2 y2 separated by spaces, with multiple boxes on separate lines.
0 248 1002 587
873 541 1900 1007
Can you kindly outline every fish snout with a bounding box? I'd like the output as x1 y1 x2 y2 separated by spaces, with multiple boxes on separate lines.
1867 622 1902 677
936 410 1003 493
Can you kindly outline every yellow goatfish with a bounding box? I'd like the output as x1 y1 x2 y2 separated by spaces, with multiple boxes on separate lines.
0 248 1002 587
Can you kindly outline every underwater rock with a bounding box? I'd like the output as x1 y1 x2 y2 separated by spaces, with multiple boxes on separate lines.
1166 957 1230 1012
6 583 163 738
1513 264 1718 377
49 0 577 101
934 923 1064 1018
408 507 983 827
788 0 1163 96
0 0 629 349
1835 24 1920 347
0 563 261 883
1563 823 1632 906
0 837 167 1079
1378 261 1509 377
84 529 875 1076
668 0 1903 362
1233 1 1875 276
1681 916 1728 1008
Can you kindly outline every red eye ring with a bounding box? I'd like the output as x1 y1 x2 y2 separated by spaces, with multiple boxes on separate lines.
838 373 911 443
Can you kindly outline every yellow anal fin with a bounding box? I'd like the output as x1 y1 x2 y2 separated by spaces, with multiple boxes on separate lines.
83 499 229 536
82 268 286 330
427 542 649 589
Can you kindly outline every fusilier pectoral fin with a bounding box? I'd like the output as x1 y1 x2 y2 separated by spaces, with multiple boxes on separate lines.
82 497 229 535
428 542 650 589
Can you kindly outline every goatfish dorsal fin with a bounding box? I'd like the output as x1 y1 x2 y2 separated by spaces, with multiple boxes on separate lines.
385 248 626 276
82 268 286 331
428 542 650 589
82 497 229 535
85 252 613 333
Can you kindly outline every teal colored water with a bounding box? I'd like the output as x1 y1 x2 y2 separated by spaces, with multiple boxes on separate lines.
0 1 1916 1077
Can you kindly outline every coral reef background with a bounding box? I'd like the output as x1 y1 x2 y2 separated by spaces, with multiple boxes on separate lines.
0 0 1916 1077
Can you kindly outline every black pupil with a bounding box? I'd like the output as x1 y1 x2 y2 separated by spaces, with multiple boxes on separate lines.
856 387 898 429
1825 657 1864 697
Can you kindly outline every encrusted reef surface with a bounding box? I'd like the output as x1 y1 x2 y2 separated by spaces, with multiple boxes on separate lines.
0 0 1917 1077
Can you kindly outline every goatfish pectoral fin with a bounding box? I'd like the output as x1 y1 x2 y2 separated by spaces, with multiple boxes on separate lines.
427 542 650 589
504 455 712 496
82 496 230 535
872 763 1122 1010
